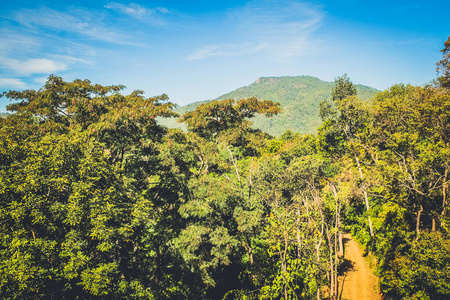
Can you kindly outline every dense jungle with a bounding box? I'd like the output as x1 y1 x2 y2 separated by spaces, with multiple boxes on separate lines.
1 37 450 299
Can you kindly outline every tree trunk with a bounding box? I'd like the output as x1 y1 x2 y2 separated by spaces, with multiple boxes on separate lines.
329 231 334 299
331 184 344 257
416 205 423 237
297 210 302 260
355 155 374 238
248 157 253 200
334 191 339 297
339 232 344 258
443 168 448 216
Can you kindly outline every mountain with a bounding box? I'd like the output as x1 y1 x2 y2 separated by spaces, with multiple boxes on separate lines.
160 76 379 136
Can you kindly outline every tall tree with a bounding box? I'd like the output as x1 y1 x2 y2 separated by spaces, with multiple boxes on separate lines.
437 36 450 88
180 97 280 156
319 75 376 240
331 74 357 103
175 98 281 297
0 76 200 298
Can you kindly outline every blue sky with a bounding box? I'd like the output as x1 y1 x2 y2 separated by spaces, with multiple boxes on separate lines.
1 0 449 111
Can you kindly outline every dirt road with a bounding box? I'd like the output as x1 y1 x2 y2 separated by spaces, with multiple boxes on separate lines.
338 234 381 300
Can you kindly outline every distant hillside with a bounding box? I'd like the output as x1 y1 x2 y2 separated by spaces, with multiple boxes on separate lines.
160 76 379 136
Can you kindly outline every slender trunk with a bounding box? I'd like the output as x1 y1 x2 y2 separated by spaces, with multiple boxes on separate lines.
242 241 254 265
331 184 344 257
246 235 253 267
197 154 204 176
316 220 324 263
432 218 436 232
443 168 448 216
226 145 241 187
315 224 323 300
327 228 334 299
313 192 324 300
339 232 344 258
248 157 253 200
279 251 287 298
416 205 423 237
368 216 374 238
283 216 288 299
334 231 338 297
355 154 374 238
297 209 302 260
334 191 339 298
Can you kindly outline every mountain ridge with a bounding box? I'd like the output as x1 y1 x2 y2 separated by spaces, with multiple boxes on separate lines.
161 75 379 136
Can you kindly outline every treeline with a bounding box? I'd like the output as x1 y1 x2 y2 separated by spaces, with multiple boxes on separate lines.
0 38 449 299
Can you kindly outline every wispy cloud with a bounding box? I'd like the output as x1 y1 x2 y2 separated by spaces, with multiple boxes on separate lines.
187 0 324 61
187 43 268 61
105 2 170 26
51 55 95 66
0 4 159 92
0 29 39 55
1 58 67 76
0 78 27 88
12 7 146 46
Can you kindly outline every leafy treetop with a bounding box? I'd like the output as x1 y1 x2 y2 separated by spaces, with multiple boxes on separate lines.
437 36 450 88
331 74 357 103
180 98 280 156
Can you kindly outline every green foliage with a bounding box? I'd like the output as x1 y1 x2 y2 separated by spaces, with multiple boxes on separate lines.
159 76 378 136
381 233 450 299
2 42 450 299
436 36 450 88
331 74 357 103
180 97 280 156
363 84 450 298
0 76 198 299
0 131 126 298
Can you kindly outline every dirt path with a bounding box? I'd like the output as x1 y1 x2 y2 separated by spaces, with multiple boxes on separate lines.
338 233 381 300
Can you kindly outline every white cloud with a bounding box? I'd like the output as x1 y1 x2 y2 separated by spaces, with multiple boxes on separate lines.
1 58 67 76
232 0 324 59
187 43 269 61
13 7 144 45
187 0 324 61
51 55 95 66
106 2 150 17
105 2 169 26
232 0 323 36
156 7 169 14
0 29 39 55
0 78 26 88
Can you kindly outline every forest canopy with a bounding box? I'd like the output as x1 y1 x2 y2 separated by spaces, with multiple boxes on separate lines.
0 36 449 299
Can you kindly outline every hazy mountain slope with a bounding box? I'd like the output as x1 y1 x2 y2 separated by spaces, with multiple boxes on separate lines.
160 76 379 136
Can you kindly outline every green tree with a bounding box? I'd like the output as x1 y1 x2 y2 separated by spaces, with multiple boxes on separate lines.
180 97 280 156
331 74 357 103
173 98 281 297
0 129 127 298
0 76 200 298
318 75 376 240
363 83 450 299
436 36 450 88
